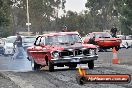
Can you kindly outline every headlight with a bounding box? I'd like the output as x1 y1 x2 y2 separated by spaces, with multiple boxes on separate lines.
52 51 60 58
89 49 96 55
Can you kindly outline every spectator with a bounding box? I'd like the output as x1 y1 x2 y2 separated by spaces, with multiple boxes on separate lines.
62 26 68 32
110 27 117 37
13 33 25 59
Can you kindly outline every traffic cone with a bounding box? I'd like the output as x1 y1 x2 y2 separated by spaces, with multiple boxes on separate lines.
78 66 86 76
112 47 118 64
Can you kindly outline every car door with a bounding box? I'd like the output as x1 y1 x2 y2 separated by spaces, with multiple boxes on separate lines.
32 36 46 65
30 36 43 65
37 37 48 65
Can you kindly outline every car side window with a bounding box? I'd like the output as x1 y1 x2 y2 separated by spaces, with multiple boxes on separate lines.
34 36 41 46
45 37 48 45
45 36 51 45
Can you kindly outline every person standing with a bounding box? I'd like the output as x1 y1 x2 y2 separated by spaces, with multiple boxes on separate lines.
110 27 118 37
62 26 68 32
13 33 24 59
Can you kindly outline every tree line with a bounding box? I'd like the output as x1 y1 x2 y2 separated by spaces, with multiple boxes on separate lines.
0 0 132 37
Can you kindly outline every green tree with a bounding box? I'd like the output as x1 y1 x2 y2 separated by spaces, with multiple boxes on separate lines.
0 0 12 37
120 0 132 34
10 0 66 34
85 0 123 31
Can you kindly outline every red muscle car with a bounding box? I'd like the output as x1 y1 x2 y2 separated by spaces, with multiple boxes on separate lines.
83 32 121 51
27 32 98 72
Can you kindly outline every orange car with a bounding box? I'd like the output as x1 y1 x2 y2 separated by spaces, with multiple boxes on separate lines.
83 32 121 51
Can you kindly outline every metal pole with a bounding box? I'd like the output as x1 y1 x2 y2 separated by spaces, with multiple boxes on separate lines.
26 0 30 35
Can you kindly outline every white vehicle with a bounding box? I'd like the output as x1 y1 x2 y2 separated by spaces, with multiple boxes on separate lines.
3 36 16 55
117 35 132 48
4 36 25 55
3 35 35 55
23 36 36 50
0 38 5 55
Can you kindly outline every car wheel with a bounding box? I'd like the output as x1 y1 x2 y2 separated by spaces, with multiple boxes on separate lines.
125 42 129 49
69 64 77 69
98 47 104 52
88 61 94 69
31 59 41 71
48 61 54 72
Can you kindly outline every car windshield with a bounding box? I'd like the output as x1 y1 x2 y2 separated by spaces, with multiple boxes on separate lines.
6 37 16 43
23 37 36 43
95 33 112 38
45 34 82 45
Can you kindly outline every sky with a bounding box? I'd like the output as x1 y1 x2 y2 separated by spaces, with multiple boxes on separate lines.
59 0 87 16
65 0 87 12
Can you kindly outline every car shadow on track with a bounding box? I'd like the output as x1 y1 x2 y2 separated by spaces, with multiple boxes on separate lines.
28 66 97 73
98 49 112 52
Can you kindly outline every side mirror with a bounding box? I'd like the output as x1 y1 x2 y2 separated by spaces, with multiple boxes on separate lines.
34 42 36 45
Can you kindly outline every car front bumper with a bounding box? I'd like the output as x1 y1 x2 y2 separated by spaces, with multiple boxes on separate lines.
51 55 98 65
4 49 14 55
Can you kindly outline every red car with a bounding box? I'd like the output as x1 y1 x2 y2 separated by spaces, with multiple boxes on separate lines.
27 32 98 72
83 32 121 51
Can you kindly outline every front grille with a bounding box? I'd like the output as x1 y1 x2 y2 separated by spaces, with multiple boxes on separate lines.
83 49 90 55
60 50 73 57
74 49 82 56
59 49 90 57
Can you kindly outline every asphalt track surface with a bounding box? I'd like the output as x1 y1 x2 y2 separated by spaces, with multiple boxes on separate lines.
0 48 132 88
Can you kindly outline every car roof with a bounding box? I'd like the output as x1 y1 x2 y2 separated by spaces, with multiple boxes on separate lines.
7 36 24 38
92 32 108 34
24 36 36 38
43 32 79 37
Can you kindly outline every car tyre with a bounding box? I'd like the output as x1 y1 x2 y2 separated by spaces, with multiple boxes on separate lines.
31 59 41 71
98 47 105 52
48 61 54 72
125 42 129 49
69 64 77 69
88 61 94 69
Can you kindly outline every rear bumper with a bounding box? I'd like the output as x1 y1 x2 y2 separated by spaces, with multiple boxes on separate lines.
51 55 98 65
